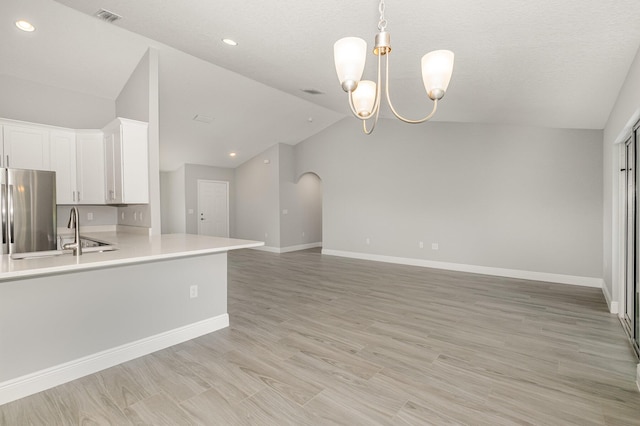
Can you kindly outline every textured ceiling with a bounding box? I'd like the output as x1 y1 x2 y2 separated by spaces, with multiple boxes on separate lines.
3 0 640 169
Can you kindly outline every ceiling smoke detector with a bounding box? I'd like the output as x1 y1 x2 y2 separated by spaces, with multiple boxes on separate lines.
94 9 122 23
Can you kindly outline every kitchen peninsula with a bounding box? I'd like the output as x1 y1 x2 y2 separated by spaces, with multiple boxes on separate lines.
0 231 263 405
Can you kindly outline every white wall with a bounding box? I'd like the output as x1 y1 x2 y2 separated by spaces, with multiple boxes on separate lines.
603 45 640 311
0 73 114 129
295 118 603 279
57 205 117 228
115 48 162 234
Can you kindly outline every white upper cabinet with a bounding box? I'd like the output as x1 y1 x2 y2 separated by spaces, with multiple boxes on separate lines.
50 130 77 204
0 118 148 206
2 124 51 170
75 130 105 205
103 118 149 204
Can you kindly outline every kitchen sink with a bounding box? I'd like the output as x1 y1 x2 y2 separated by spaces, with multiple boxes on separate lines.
10 237 117 260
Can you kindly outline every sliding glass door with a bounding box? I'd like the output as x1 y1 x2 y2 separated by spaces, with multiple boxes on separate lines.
623 127 640 355
636 126 640 351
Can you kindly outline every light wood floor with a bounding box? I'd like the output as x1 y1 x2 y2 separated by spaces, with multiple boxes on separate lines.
1 248 639 425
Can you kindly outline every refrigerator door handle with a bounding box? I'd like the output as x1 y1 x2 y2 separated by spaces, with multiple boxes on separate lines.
1 183 6 246
9 184 14 244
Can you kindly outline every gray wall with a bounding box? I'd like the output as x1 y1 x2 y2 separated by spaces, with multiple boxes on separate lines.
295 118 603 278
279 144 322 247
235 144 322 249
115 49 161 234
235 144 281 247
160 163 236 235
603 45 640 306
0 74 114 129
160 166 186 233
0 253 227 382
184 164 236 236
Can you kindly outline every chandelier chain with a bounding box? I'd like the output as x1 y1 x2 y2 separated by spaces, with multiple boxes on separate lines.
378 0 387 31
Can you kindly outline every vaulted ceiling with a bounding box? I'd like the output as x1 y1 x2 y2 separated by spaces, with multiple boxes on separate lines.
3 0 640 169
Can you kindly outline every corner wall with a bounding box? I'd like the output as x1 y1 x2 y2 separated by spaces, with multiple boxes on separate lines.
603 44 640 312
160 166 186 234
279 145 322 248
115 48 162 235
235 144 281 247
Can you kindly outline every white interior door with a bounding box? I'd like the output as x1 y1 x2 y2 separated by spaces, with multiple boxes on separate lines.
197 180 229 237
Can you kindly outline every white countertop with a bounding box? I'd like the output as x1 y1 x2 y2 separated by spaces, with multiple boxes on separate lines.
0 232 264 281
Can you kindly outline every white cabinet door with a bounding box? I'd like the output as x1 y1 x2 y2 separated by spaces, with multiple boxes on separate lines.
2 125 51 170
76 131 105 205
103 124 122 204
103 118 148 204
121 119 149 204
50 130 77 204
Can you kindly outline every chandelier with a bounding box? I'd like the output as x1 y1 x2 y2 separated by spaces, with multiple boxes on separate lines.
333 0 454 134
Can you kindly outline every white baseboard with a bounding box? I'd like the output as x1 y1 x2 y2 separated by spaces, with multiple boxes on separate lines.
0 314 229 406
322 249 604 288
252 242 322 254
280 242 322 253
601 281 619 314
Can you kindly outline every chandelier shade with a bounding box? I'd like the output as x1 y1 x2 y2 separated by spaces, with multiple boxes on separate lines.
421 50 455 100
352 80 377 117
334 37 367 92
333 0 454 134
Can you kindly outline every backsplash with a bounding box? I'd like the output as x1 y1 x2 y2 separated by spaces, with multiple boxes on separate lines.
56 205 117 227
117 204 152 228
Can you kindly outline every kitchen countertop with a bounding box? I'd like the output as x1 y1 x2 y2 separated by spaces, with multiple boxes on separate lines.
0 232 264 281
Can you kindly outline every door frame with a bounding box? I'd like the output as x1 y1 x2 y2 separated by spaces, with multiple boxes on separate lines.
197 179 229 237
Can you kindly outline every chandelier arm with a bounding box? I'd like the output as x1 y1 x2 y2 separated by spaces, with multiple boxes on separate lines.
362 61 383 134
383 53 439 124
346 52 383 121
347 92 365 119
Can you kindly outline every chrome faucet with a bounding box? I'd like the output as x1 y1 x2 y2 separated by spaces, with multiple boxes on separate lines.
63 206 82 256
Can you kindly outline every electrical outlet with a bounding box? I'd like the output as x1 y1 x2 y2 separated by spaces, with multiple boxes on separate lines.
264 232 268 238
87 212 94 221
282 209 288 215
419 241 424 249
366 238 370 245
189 285 198 299
133 212 138 221
302 231 305 237
432 243 439 250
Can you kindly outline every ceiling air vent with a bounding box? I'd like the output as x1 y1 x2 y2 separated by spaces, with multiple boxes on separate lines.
94 9 122 23
301 89 324 95
193 114 214 124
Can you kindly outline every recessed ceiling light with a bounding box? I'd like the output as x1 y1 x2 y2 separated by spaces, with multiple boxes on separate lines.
229 152 237 157
15 20 35 32
222 38 238 46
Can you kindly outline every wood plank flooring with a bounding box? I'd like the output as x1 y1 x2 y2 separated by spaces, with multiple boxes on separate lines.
1 248 639 425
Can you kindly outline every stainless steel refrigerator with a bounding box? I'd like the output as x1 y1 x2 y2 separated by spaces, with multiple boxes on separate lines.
1 169 57 254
